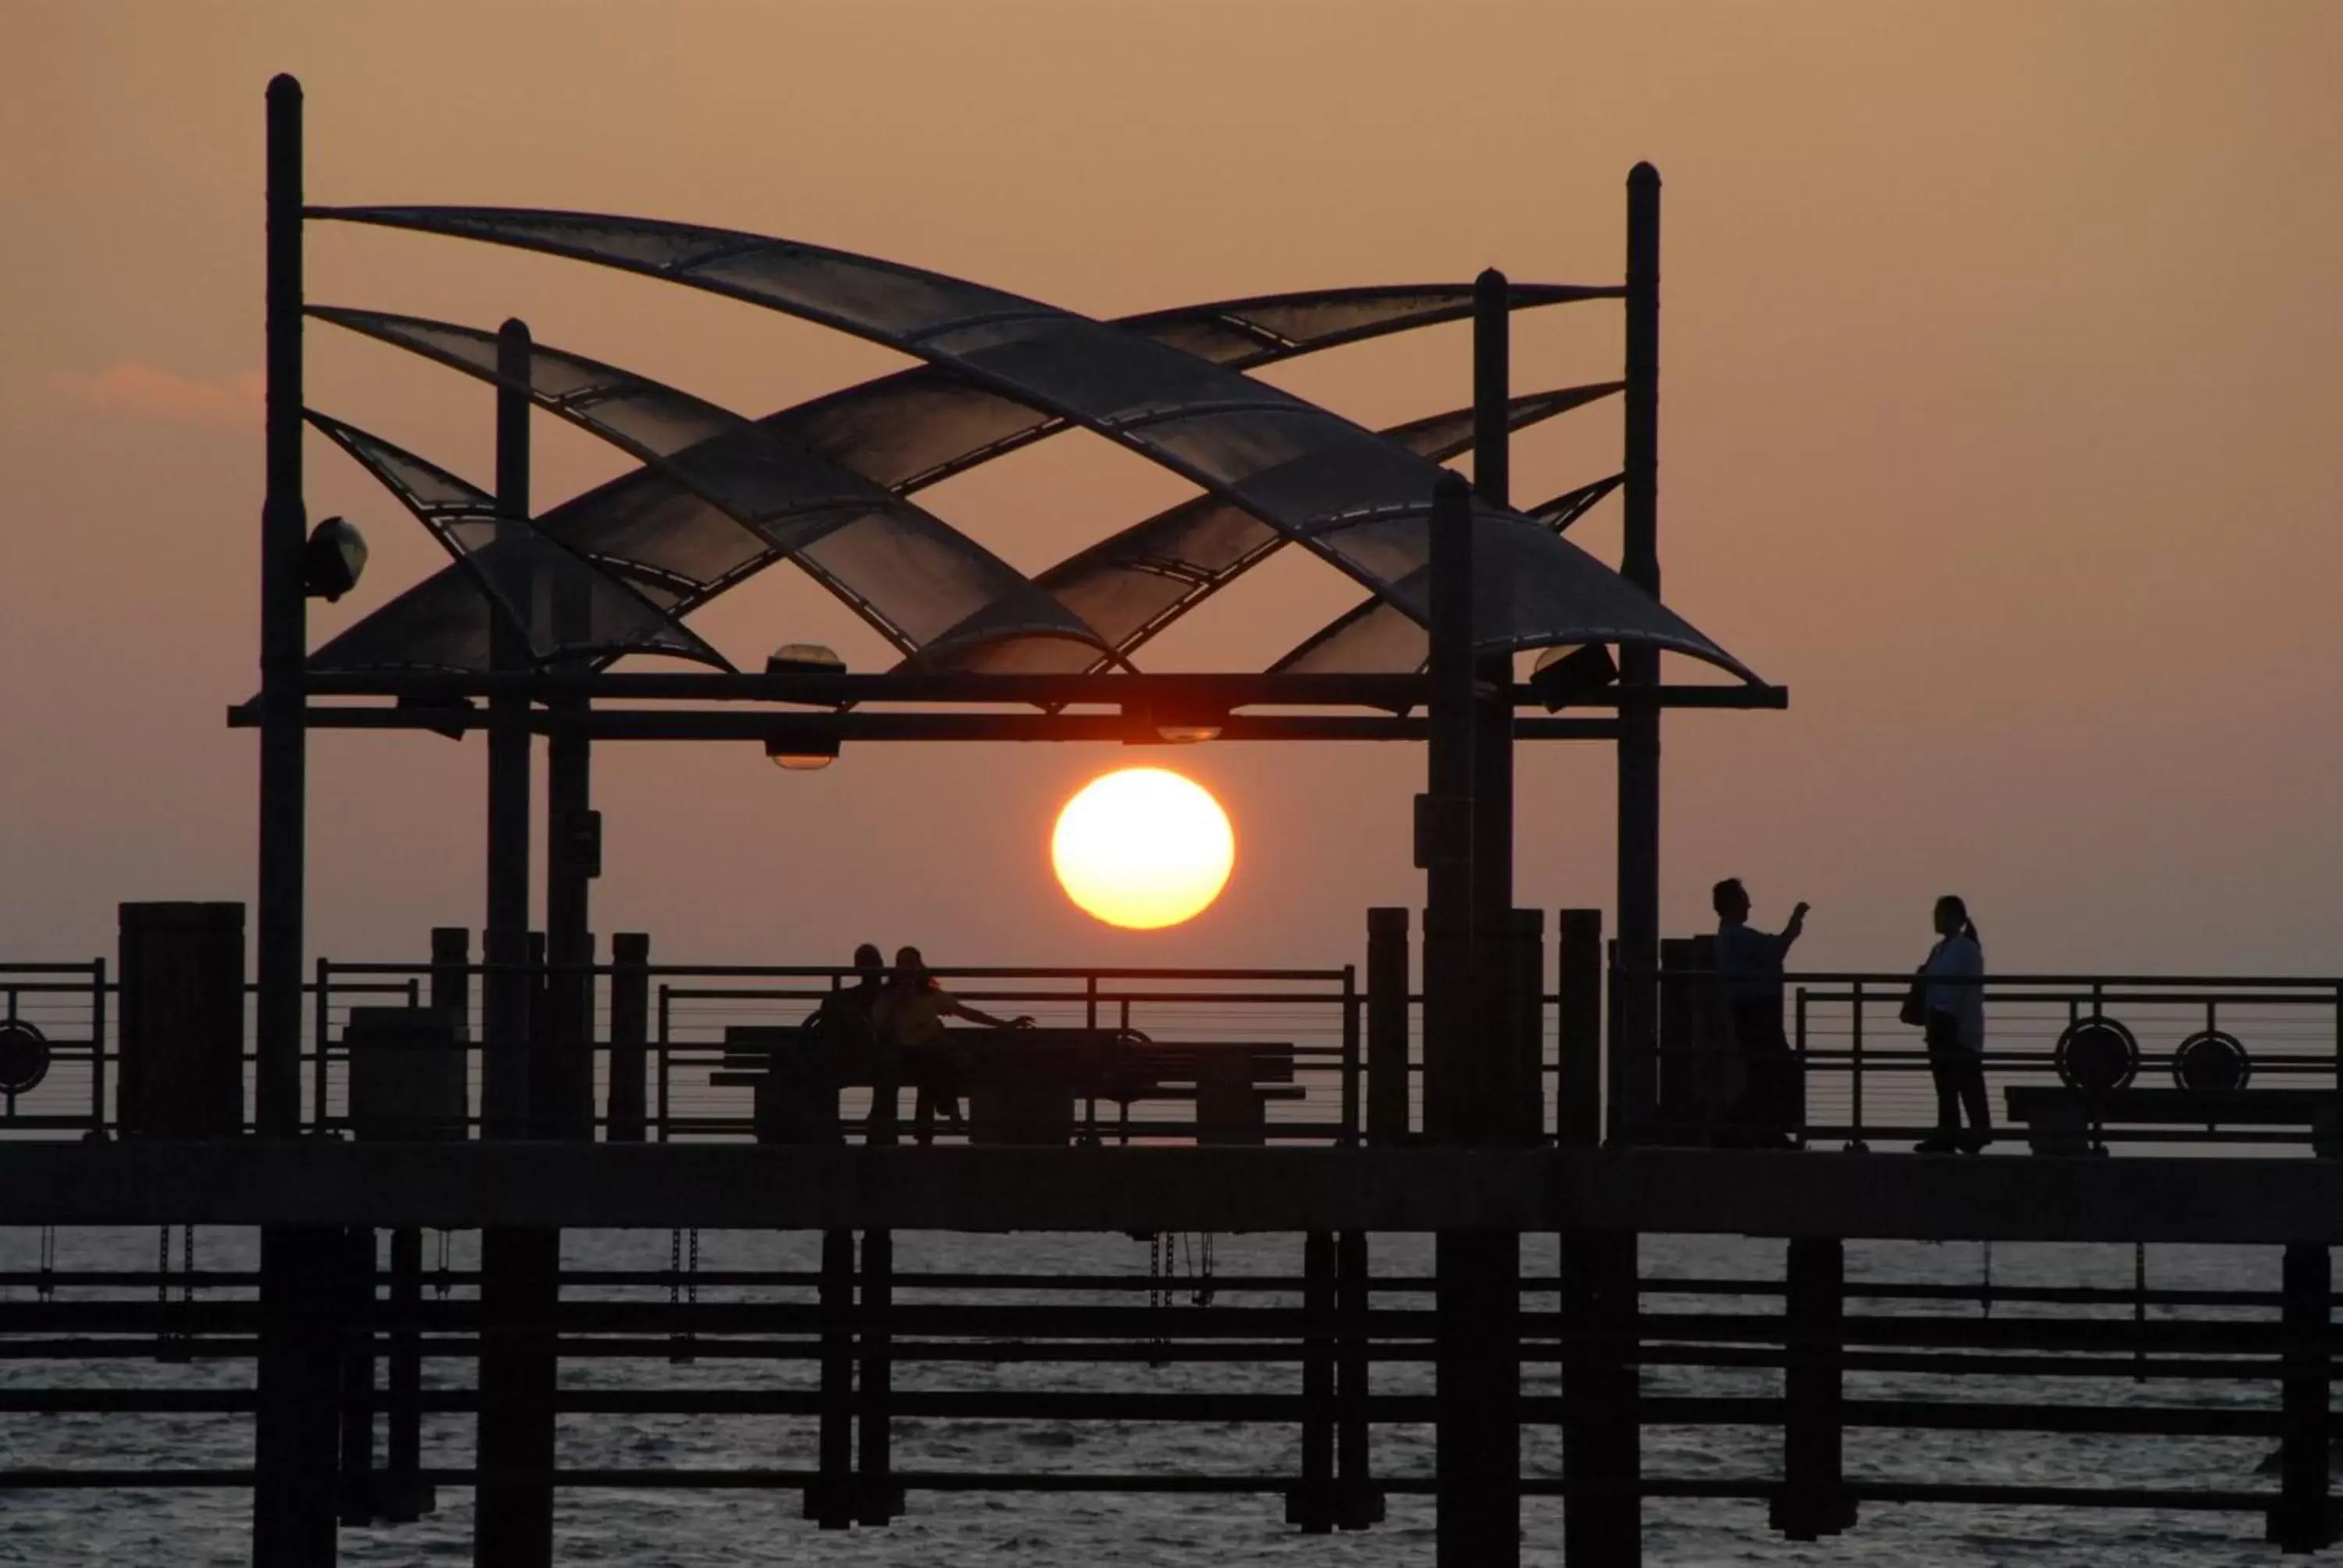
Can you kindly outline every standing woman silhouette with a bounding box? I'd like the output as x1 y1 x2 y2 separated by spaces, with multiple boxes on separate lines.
1914 895 1991 1153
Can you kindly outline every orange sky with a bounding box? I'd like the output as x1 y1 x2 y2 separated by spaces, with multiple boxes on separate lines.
2 1 2338 978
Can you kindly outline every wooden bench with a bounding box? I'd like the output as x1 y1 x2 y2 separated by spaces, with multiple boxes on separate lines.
712 1025 1300 1146
2003 1085 2343 1156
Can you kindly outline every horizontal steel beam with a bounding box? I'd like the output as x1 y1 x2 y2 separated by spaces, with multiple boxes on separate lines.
230 706 1623 742
2 1144 2341 1242
266 670 1788 711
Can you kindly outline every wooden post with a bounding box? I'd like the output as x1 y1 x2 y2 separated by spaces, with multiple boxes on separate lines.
806 1228 856 1527
856 1229 900 1524
1365 909 1410 1145
337 1228 376 1527
473 1228 558 1568
378 1224 433 1523
2270 1242 2335 1551
252 1225 342 1567
1335 1229 1383 1528
118 903 246 1139
605 933 650 1142
1562 1228 1639 1564
1510 909 1545 1145
1774 1237 1856 1540
1287 1231 1338 1531
1555 911 1603 1149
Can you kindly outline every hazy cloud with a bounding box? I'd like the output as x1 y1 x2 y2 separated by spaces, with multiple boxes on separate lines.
54 362 263 429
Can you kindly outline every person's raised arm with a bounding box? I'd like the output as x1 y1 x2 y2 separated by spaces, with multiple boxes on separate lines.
1780 901 1811 957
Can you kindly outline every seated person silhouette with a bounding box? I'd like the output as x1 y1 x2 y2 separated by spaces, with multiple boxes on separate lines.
872 946 1032 1146
804 943 886 1142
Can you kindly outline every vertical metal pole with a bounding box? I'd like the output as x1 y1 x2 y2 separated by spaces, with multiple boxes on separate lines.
1364 909 1410 1146
1421 471 1476 1144
256 72 306 1139
1425 468 1515 1566
475 321 555 1568
1472 269 1522 1148
605 932 650 1142
1471 268 1514 936
252 74 340 1568
544 542 593 1140
1614 163 1664 1146
483 319 533 1141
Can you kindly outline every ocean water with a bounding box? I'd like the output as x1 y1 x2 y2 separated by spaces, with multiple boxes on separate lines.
0 1228 2306 1566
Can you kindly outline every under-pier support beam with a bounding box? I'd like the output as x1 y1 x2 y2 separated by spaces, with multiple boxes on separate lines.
2269 1242 2335 1552
1774 1235 1856 1540
1563 1228 1639 1565
857 1229 901 1524
252 1227 343 1567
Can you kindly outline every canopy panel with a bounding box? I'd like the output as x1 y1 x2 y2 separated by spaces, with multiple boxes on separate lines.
311 208 1763 683
1274 475 1629 674
305 412 726 673
308 308 1113 665
933 386 1622 675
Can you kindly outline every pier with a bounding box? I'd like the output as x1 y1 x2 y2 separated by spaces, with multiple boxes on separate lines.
1 71 2336 1568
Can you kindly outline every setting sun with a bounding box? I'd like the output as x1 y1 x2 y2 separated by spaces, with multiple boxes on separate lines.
1050 768 1236 930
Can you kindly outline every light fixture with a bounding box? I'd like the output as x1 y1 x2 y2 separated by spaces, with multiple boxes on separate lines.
766 643 844 677
763 645 846 768
1122 700 1225 745
302 515 368 601
1528 643 1619 711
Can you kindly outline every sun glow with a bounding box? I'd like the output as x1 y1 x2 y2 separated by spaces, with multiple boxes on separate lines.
1050 768 1236 930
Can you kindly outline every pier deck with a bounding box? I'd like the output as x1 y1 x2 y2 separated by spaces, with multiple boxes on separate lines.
2 1142 2332 1243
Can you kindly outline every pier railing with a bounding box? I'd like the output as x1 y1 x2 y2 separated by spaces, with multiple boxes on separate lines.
6 950 2339 1156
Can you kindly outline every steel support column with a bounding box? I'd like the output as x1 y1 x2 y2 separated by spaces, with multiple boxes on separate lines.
476 319 555 1568
251 73 334 1568
1614 163 1664 1147
483 319 533 1141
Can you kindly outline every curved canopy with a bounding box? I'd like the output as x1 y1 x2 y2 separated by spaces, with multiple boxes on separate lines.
315 281 1602 675
936 385 1622 675
1274 474 1627 674
310 307 1118 668
305 412 726 673
311 206 1761 682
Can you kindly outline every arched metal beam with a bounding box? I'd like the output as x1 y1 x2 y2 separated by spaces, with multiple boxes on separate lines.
308 207 1763 683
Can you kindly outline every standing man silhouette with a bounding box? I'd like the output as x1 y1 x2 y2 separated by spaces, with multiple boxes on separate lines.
1712 878 1809 1148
